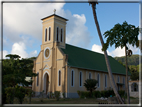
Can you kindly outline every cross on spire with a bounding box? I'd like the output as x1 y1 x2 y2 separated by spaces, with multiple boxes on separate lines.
54 9 56 14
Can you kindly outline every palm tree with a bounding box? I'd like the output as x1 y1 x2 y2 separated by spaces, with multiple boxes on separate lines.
88 1 124 104
102 21 139 104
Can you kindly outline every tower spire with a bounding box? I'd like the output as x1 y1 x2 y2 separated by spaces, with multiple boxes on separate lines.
54 9 56 14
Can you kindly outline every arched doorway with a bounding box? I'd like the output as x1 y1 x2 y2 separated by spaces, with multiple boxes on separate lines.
44 73 49 94
131 82 138 92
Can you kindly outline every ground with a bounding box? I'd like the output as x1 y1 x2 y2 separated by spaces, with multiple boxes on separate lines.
13 97 140 104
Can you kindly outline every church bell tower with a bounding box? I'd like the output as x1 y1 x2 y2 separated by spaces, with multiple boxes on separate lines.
41 13 68 49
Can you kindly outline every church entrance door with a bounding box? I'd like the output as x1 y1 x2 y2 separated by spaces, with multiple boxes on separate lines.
44 73 49 94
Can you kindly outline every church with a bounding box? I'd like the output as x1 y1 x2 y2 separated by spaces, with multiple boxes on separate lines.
32 13 131 98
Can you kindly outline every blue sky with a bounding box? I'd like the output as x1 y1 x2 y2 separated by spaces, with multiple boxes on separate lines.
1 1 141 59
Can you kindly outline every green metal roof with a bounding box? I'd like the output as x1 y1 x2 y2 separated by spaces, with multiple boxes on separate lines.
61 44 131 76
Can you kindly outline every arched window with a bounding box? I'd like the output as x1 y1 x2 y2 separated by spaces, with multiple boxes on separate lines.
58 70 61 86
105 74 107 88
71 70 74 87
97 73 100 87
61 28 63 42
79 71 82 87
123 77 125 89
48 27 51 41
89 72 91 79
37 72 39 86
117 76 120 83
131 83 138 92
45 28 47 42
57 27 59 42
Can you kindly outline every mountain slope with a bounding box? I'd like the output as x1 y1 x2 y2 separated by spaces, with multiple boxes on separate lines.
114 54 139 66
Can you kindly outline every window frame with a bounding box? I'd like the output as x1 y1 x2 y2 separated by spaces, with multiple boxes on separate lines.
89 72 91 79
123 77 125 89
45 28 47 42
79 71 83 87
105 74 107 88
97 73 100 88
37 72 39 86
48 27 51 41
58 70 61 86
56 27 59 42
117 76 120 83
71 69 74 87
60 28 63 42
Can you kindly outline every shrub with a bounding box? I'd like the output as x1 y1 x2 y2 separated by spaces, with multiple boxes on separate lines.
84 79 98 97
118 90 125 97
62 92 65 99
92 91 101 98
5 87 15 104
14 85 26 104
26 88 34 104
40 90 44 102
55 91 60 101
77 90 81 98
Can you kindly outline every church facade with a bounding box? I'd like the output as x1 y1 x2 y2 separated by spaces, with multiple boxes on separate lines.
32 14 131 98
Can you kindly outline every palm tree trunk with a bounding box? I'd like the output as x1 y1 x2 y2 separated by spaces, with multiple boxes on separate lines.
90 2 124 104
125 46 130 104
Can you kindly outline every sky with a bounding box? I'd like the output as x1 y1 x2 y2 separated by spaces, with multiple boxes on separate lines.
1 0 141 59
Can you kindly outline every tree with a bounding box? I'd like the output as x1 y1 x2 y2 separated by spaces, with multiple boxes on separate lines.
2 54 37 104
102 21 139 104
84 79 98 97
88 1 124 104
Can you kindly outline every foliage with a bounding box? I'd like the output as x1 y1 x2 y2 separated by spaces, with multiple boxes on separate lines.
3 54 37 87
77 91 90 98
5 87 15 104
77 89 124 99
55 91 60 101
115 55 139 66
40 90 44 102
118 90 125 98
2 54 37 104
102 21 139 51
26 88 34 104
117 59 140 80
130 71 139 80
102 21 139 104
84 79 98 97
62 92 65 99
77 90 81 98
92 91 101 98
14 85 26 104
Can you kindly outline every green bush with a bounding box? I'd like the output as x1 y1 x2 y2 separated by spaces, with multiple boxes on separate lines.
92 91 101 98
62 92 65 99
77 90 81 98
55 91 60 101
118 90 125 97
14 85 26 104
77 91 93 98
5 87 15 104
107 89 115 97
26 88 34 104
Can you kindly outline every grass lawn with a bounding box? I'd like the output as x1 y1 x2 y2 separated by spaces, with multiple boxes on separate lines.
15 97 140 104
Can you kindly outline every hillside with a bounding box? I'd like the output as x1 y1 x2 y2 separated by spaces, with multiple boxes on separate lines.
114 54 139 66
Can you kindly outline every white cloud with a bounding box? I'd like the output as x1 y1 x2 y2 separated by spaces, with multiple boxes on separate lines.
3 3 65 43
91 44 111 55
65 12 92 48
11 42 29 58
110 47 125 57
91 44 139 57
29 50 37 58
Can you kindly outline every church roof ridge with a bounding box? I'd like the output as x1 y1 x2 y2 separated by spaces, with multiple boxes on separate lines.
41 14 68 21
